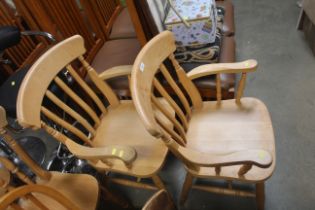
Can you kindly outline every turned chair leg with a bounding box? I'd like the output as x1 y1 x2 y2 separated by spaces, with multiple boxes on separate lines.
180 172 194 205
256 182 265 210
152 174 166 190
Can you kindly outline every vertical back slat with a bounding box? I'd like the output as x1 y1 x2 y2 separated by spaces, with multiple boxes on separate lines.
153 78 188 131
160 64 192 118
66 65 107 114
54 77 101 126
78 57 120 107
45 90 96 137
41 106 92 145
151 95 187 143
155 115 186 146
169 54 202 109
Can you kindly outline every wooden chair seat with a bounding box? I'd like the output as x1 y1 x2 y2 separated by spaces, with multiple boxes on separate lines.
186 97 275 181
33 172 99 210
90 101 168 177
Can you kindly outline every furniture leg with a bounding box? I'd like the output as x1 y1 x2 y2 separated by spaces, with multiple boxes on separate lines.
180 172 193 205
152 174 166 190
256 182 265 210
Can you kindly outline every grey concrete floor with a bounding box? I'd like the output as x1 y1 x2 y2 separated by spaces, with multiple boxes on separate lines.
123 0 315 209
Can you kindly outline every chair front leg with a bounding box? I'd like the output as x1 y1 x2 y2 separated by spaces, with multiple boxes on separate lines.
256 182 265 210
180 172 194 205
152 174 166 190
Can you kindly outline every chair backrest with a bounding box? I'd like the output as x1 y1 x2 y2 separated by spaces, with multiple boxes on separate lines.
0 184 81 210
0 106 51 181
17 35 120 147
142 190 176 210
131 31 202 149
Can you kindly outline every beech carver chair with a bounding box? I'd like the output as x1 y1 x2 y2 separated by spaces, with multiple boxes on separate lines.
0 184 84 210
130 31 275 210
0 155 99 210
0 105 135 209
16 36 168 191
142 190 176 210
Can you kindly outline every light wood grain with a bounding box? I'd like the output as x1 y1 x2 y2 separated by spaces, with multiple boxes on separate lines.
0 185 81 210
99 65 133 80
16 35 168 190
130 31 275 208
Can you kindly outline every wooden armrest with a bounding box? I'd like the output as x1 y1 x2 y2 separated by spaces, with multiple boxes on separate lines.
65 140 137 166
179 147 272 168
187 60 258 80
98 65 133 80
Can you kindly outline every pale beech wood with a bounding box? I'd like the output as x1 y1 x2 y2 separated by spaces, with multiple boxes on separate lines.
151 96 186 142
16 35 169 190
41 106 93 146
65 64 107 114
142 190 176 210
0 157 33 185
131 31 275 208
17 36 86 128
0 162 10 196
1 107 99 209
180 172 194 205
236 73 247 105
155 114 186 147
169 54 202 110
151 175 166 190
110 178 158 190
192 185 256 197
53 76 101 126
160 64 192 118
187 60 258 80
65 140 137 166
79 56 120 107
0 185 81 210
90 101 168 177
98 65 133 80
153 79 188 131
45 90 96 137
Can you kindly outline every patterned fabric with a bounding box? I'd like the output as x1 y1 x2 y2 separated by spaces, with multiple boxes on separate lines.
174 6 225 63
165 0 217 45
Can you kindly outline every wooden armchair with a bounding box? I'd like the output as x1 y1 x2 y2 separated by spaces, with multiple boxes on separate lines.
142 190 176 210
0 184 84 210
0 151 99 210
130 31 276 210
16 35 168 191
0 106 134 209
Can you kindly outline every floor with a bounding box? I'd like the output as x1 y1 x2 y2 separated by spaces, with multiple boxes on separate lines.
120 0 315 209
5 0 315 209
